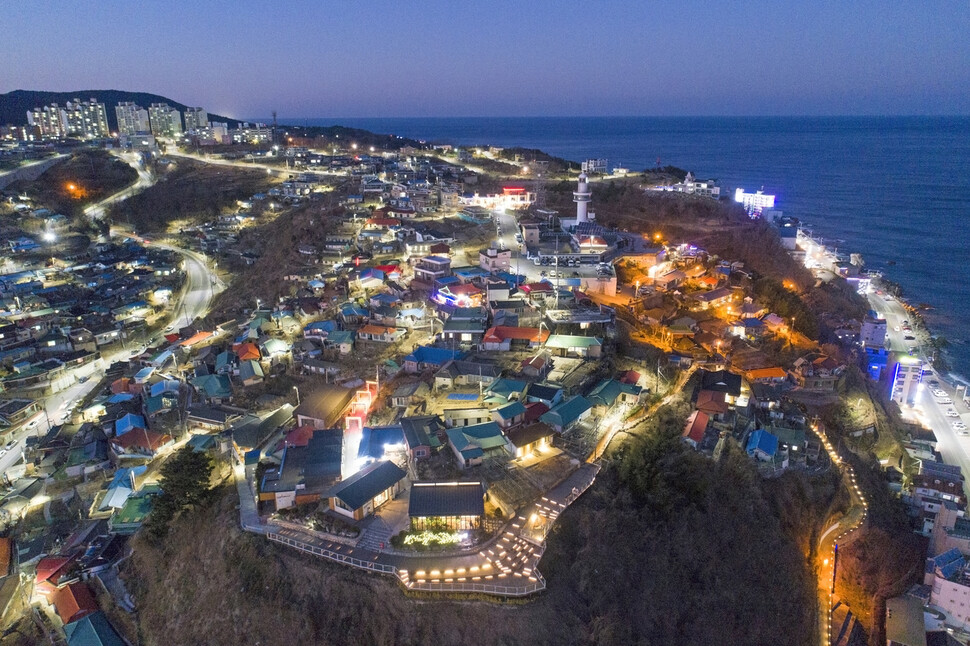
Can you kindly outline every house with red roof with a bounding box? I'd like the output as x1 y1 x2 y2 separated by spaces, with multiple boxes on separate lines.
682 410 710 449
110 428 174 459
34 555 78 597
482 326 550 351
696 390 729 421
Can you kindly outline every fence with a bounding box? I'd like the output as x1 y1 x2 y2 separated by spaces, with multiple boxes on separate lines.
268 533 398 575
267 531 547 598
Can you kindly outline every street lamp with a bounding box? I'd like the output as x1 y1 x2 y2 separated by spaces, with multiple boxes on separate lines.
292 385 300 406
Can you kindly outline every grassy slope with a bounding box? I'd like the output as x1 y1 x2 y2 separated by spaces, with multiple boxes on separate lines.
8 149 137 219
108 158 274 234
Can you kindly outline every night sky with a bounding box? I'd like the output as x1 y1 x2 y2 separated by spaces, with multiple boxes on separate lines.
4 0 969 118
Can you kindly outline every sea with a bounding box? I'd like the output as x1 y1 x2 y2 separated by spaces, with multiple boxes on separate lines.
287 116 970 381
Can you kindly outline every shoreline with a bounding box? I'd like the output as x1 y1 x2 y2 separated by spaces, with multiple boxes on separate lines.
795 226 968 388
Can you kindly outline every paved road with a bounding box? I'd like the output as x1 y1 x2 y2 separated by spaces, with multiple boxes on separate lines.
1 152 221 478
869 291 970 494
164 149 342 179
83 152 154 220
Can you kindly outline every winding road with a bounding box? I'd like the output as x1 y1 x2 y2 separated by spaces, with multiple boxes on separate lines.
1 150 222 477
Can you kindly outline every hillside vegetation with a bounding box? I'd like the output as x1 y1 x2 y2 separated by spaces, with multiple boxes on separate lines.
122 404 835 646
108 158 273 234
8 149 137 219
0 89 240 131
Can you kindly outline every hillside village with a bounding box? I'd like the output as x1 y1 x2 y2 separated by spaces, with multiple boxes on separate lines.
0 108 964 645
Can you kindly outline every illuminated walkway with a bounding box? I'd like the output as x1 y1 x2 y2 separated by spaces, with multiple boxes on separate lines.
240 460 600 597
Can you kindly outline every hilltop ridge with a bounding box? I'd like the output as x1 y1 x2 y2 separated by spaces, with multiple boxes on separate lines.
0 89 243 131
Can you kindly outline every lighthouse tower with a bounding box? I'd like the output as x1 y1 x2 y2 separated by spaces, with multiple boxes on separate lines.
573 172 592 223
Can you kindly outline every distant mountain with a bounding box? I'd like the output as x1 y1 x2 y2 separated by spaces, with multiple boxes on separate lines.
0 89 243 132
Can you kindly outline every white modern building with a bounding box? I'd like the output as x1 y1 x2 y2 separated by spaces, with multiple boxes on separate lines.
860 315 887 348
581 158 608 174
670 172 720 198
735 188 776 215
891 356 924 408
27 104 67 139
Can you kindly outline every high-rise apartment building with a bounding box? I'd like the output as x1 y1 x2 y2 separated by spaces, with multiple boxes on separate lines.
183 107 208 131
63 98 109 138
116 102 151 136
26 104 68 139
148 103 183 138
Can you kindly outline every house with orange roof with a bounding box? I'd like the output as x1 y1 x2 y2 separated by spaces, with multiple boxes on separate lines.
744 366 789 384
357 324 405 343
181 330 214 347
482 326 549 351
52 581 99 624
233 342 261 362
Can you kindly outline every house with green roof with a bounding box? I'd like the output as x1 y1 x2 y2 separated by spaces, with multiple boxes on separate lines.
588 378 644 413
446 421 510 468
327 460 407 521
400 415 443 459
190 374 233 404
540 395 593 433
64 611 126 646
238 359 264 387
108 487 160 535
491 400 526 428
544 334 602 358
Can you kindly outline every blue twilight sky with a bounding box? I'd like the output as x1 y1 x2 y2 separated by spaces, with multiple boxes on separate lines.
3 0 969 118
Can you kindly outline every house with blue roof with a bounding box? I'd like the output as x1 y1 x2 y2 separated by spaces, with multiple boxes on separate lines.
540 395 593 433
327 460 408 521
339 303 369 325
446 421 510 469
746 429 779 462
114 413 146 437
403 346 465 374
304 320 337 338
358 425 406 462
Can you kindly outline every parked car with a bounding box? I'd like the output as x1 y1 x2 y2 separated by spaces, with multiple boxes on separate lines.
947 409 960 418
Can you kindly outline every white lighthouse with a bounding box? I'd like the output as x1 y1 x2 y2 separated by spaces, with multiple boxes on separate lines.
573 172 592 223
